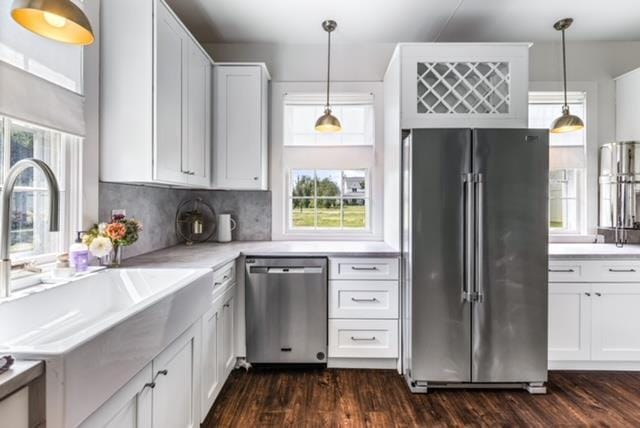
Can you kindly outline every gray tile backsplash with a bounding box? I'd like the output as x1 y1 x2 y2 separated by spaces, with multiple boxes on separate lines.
99 182 271 258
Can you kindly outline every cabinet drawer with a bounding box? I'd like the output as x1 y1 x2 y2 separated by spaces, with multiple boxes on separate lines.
328 319 398 359
329 281 398 319
329 258 399 280
593 261 640 282
548 262 585 282
214 260 236 287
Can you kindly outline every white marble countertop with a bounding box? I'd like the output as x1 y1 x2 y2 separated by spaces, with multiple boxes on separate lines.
0 360 43 400
549 243 640 259
123 241 400 270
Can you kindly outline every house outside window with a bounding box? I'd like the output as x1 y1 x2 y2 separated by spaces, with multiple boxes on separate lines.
529 91 587 234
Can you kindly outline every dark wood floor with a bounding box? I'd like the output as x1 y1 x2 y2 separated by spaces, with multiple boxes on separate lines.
203 369 640 427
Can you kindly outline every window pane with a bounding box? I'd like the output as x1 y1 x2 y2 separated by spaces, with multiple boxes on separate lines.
316 170 341 197
290 170 315 197
291 198 315 228
343 199 366 229
529 101 585 147
316 199 340 228
343 170 366 197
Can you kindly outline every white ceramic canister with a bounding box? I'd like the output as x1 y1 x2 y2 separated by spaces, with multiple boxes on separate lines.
217 214 237 242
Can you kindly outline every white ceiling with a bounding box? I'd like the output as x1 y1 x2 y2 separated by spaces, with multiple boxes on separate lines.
165 0 640 44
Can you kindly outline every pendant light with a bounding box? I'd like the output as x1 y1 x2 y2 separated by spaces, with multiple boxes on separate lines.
315 20 341 133
11 0 95 46
550 18 584 134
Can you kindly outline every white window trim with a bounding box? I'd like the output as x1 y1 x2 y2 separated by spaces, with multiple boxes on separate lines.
529 81 598 239
271 81 384 241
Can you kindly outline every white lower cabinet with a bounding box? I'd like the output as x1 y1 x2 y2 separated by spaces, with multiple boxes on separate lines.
152 323 200 428
549 260 640 368
591 283 640 361
200 284 236 423
548 283 592 361
80 363 153 428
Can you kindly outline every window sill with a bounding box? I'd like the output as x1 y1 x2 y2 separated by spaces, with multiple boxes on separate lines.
549 234 603 243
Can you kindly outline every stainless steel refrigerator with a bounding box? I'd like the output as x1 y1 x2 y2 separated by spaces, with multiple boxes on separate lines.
401 128 549 394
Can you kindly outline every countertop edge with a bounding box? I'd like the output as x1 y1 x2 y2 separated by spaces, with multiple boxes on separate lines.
0 360 43 401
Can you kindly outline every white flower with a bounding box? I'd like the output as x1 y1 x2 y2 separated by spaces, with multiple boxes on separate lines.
98 222 108 234
90 236 113 258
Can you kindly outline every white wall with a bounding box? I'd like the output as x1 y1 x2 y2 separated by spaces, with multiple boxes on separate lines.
205 41 640 236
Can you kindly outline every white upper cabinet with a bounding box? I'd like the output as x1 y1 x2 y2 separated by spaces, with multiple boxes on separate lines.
101 0 213 187
615 68 640 141
213 64 270 190
385 43 530 129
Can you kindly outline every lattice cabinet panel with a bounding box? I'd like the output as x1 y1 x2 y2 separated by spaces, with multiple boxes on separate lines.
397 43 529 128
416 62 511 115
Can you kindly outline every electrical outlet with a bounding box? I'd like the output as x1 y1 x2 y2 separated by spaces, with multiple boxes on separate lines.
111 209 126 218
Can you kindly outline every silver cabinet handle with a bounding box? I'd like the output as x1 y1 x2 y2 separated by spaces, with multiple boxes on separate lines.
214 282 222 286
585 292 591 296
351 297 378 302
223 275 230 280
608 268 636 272
350 266 378 271
253 177 259 180
142 382 156 390
595 292 602 296
156 369 168 377
549 269 575 273
223 303 230 308
351 336 376 341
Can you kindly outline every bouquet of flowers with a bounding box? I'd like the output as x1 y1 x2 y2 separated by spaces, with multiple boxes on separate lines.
84 214 143 266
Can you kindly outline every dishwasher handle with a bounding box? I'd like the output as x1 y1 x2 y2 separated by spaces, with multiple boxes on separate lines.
248 266 324 274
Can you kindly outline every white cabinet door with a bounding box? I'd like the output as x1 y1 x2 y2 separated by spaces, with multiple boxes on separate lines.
548 283 592 361
213 65 266 189
152 324 200 428
591 283 640 361
0 387 28 428
221 288 236 377
79 365 153 428
616 69 640 141
155 0 188 184
186 41 212 187
200 305 221 422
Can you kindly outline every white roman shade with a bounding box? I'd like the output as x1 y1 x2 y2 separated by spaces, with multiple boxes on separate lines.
0 61 85 136
550 146 585 169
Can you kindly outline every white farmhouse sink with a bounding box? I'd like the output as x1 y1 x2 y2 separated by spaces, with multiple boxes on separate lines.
0 268 214 428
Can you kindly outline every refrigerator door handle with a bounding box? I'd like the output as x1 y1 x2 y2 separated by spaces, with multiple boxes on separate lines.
475 173 485 303
463 173 475 303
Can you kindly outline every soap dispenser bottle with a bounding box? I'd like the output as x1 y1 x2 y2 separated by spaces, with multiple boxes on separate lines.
69 232 89 272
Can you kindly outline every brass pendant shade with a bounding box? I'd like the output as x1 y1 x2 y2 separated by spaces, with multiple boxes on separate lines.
11 0 95 46
315 108 342 133
315 20 341 133
550 18 583 134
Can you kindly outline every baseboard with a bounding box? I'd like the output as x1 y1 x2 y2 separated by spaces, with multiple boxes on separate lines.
549 361 640 371
327 358 398 369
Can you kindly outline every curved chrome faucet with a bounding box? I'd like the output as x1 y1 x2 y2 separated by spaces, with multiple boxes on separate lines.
0 159 60 298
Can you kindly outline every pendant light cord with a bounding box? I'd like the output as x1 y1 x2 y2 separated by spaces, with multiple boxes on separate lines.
326 28 331 110
561 28 568 108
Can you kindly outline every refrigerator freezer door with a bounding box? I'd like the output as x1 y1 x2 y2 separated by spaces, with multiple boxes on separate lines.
471 129 549 383
406 129 473 382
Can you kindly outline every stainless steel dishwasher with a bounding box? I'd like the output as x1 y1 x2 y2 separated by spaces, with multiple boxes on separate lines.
245 257 327 364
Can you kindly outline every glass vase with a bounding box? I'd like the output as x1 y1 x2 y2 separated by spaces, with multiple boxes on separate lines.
111 245 123 267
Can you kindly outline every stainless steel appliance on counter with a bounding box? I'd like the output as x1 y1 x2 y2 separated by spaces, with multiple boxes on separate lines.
598 141 640 245
245 257 327 364
402 128 549 394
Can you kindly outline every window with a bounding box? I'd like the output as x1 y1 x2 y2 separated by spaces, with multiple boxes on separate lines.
0 116 81 265
289 169 368 230
529 91 586 234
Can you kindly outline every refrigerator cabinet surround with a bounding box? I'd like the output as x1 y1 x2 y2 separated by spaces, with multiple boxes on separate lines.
245 257 328 364
402 128 549 394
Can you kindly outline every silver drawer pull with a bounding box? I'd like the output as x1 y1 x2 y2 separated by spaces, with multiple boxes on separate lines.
608 268 636 273
223 275 230 280
351 297 378 302
351 266 378 271
595 292 602 296
549 269 575 273
142 381 156 391
351 336 376 341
